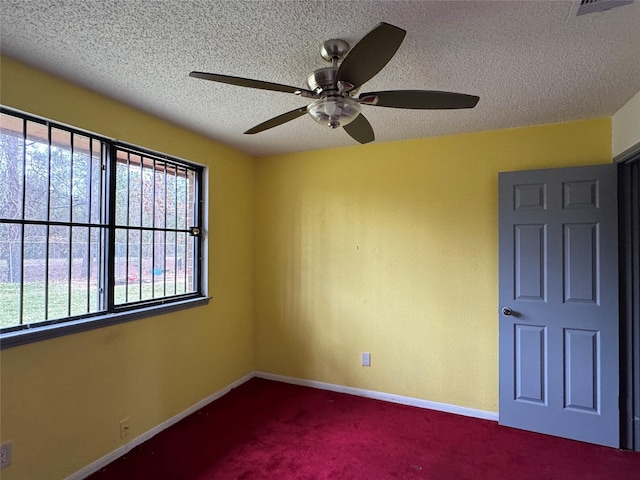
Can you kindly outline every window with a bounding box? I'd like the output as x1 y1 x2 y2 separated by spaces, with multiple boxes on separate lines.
0 108 206 347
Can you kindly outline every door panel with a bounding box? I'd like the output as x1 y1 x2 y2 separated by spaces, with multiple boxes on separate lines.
564 329 599 412
514 324 547 404
514 224 547 301
564 223 598 304
499 164 618 447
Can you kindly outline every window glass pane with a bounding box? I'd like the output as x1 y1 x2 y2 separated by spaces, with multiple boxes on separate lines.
126 228 141 301
0 222 22 328
114 228 128 304
128 153 142 227
166 230 176 295
89 141 103 224
22 223 47 322
187 170 196 228
72 134 92 224
48 225 71 319
89 226 104 312
115 157 129 226
69 226 101 316
186 233 195 293
174 232 196 295
153 230 166 298
0 113 25 220
166 165 177 229
140 229 154 301
141 156 155 228
154 160 165 228
176 167 187 230
50 128 72 223
24 121 50 221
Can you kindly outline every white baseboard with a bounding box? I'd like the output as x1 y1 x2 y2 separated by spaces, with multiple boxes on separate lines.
254 371 499 422
66 372 254 480
68 370 497 479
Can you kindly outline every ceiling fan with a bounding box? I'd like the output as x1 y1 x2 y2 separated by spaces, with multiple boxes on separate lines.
189 22 479 144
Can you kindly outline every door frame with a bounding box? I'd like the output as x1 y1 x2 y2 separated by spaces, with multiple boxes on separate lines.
618 148 640 451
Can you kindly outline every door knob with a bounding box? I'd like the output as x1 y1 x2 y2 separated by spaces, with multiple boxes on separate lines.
502 307 513 316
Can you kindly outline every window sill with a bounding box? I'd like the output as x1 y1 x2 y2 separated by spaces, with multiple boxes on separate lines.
0 296 211 350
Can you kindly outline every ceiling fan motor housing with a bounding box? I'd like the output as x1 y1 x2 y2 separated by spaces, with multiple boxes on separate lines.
306 67 339 94
306 65 361 129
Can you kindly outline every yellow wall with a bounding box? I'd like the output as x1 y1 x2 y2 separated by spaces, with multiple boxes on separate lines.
0 57 256 480
254 118 612 413
0 55 615 480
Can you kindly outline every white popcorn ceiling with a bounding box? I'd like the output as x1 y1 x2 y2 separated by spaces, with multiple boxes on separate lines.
1 0 639 157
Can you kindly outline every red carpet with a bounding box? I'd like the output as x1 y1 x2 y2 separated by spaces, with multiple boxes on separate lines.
89 378 640 479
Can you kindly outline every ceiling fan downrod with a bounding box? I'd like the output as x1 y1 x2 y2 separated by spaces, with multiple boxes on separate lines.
305 39 362 129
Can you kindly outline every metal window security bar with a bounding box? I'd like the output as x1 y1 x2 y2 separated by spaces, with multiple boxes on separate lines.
0 107 204 336
110 144 201 311
0 112 109 329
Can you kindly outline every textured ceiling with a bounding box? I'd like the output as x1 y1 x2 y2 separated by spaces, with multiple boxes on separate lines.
1 0 639 157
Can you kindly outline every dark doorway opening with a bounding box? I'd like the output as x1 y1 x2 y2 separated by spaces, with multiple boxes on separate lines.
620 155 640 450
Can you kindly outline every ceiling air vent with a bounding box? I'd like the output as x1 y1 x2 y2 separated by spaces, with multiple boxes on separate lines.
571 0 635 16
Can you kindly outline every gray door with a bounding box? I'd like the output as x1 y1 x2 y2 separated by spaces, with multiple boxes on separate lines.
498 164 619 447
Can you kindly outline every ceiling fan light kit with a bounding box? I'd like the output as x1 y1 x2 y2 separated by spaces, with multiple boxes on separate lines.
307 96 361 129
189 22 479 144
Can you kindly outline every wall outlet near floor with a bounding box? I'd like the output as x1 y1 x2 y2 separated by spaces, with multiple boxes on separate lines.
362 352 371 367
120 418 131 439
0 441 12 469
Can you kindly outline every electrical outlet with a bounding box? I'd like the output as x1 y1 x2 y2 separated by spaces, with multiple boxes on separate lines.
120 418 131 440
1 441 12 469
362 352 371 367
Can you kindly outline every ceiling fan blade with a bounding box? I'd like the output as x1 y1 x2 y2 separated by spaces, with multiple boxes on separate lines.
189 72 316 98
336 23 406 89
359 90 480 109
343 114 375 144
244 106 309 135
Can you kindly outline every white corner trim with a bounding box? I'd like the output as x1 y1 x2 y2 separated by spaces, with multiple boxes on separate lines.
254 371 499 422
65 372 254 480
612 89 640 158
